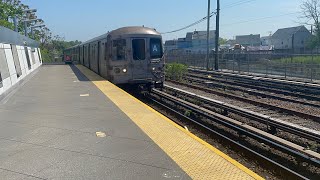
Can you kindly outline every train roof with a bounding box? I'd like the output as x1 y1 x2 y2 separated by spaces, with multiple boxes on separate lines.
108 26 160 37
84 26 160 44
65 26 161 51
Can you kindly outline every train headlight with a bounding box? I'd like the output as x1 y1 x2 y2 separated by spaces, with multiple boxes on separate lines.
122 68 127 73
152 67 156 71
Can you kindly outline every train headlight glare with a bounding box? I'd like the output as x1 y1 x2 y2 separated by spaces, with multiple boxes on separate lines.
152 67 156 71
122 68 127 73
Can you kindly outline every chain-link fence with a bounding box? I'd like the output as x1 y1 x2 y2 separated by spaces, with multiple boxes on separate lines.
165 52 320 81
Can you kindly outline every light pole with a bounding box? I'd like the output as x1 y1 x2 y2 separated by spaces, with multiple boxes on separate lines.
206 0 211 70
13 16 18 32
22 9 37 37
214 0 220 70
23 18 42 37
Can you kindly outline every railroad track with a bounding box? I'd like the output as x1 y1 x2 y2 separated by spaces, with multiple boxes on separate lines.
167 79 320 123
164 85 320 144
189 68 320 96
188 73 320 107
145 88 320 179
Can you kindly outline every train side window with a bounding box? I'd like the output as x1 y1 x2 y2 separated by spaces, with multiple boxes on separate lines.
132 39 145 60
150 38 163 59
112 39 126 60
104 43 108 60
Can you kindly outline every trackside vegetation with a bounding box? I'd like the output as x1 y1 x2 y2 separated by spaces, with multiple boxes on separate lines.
165 63 188 81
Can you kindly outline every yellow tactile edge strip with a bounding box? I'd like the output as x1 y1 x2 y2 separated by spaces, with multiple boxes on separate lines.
76 65 264 180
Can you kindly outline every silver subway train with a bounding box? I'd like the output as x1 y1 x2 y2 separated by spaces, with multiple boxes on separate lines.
63 26 165 89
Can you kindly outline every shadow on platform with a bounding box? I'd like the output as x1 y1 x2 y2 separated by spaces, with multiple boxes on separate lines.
69 64 91 81
42 62 66 65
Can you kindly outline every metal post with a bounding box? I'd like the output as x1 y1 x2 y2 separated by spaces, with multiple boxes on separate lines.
206 0 211 70
24 21 28 36
239 56 241 73
214 0 220 70
266 61 268 76
13 16 18 32
284 61 287 78
311 67 313 82
247 53 250 74
31 28 34 39
291 34 294 63
232 53 235 72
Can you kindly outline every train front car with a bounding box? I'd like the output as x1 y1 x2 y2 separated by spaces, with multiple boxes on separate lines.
107 27 164 90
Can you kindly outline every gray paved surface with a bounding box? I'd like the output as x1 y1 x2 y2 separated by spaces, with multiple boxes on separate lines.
0 65 190 180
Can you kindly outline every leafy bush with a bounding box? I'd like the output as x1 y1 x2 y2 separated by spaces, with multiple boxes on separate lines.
40 48 52 63
165 63 188 81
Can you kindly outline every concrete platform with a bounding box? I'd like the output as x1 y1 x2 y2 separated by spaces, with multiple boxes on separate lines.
0 64 263 180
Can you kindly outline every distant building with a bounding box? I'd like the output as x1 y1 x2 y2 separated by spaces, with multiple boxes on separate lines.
271 26 312 53
186 32 193 40
191 30 215 53
164 30 216 53
164 40 178 51
226 39 236 46
235 34 261 47
260 36 272 46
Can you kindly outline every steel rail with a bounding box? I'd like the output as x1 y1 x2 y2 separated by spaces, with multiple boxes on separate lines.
188 73 320 104
145 94 309 180
167 80 320 122
164 84 320 143
149 89 319 179
189 68 320 95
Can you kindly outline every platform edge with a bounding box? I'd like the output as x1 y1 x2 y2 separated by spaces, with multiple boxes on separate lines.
75 64 264 180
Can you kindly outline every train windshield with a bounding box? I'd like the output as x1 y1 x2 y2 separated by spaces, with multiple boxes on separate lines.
132 39 146 60
113 39 126 60
150 38 163 59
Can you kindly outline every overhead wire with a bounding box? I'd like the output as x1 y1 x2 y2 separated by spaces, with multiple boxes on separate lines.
161 0 259 35
220 12 300 27
160 11 216 34
223 0 259 9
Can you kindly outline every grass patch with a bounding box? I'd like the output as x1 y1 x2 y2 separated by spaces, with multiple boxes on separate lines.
274 56 320 64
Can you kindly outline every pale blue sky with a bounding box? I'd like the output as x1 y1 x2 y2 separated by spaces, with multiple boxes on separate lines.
21 0 304 41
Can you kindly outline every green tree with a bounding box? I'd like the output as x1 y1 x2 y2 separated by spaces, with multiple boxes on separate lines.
0 0 25 30
1 0 81 62
219 37 228 45
301 0 320 48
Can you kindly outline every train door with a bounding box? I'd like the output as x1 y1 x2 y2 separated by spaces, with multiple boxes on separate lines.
78 47 80 64
82 46 85 65
131 38 147 79
88 44 91 69
97 41 101 75
104 38 112 79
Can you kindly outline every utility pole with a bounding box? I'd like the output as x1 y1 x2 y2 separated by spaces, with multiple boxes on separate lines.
206 0 211 70
291 33 294 62
215 0 220 70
